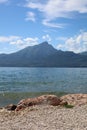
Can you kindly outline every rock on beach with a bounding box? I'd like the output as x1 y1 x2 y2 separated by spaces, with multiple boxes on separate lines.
61 93 87 106
4 94 87 111
16 94 63 111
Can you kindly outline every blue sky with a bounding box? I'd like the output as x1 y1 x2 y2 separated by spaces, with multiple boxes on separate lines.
0 0 87 53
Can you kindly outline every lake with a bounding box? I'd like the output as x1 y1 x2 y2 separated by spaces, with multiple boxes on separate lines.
0 67 87 106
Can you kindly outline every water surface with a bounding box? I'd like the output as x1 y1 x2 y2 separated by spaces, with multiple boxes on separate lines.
0 67 87 106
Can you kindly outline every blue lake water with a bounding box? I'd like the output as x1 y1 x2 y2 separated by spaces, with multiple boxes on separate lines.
0 67 87 106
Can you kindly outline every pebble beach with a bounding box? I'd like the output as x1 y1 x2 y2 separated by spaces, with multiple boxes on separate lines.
0 94 87 130
0 105 87 130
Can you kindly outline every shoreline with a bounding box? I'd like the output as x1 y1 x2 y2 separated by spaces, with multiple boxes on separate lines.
0 91 68 107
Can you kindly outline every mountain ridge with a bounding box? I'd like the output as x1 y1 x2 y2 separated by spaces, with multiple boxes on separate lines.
0 41 87 67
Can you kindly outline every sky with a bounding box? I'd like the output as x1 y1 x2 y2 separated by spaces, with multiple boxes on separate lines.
0 0 87 54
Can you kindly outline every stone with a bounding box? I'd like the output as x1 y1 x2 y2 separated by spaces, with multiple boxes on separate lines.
16 95 62 111
60 94 87 106
5 104 17 111
59 100 68 106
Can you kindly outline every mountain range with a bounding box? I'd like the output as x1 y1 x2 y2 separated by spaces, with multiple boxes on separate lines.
0 41 87 67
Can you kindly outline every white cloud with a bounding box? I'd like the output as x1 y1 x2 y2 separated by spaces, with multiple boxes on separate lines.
25 11 36 22
10 39 24 45
25 1 43 11
42 19 63 28
0 0 8 3
25 0 87 28
42 34 51 42
0 36 20 43
57 32 87 53
0 35 39 49
10 37 39 48
22 37 39 48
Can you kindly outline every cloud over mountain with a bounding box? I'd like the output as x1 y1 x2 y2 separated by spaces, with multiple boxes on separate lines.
0 35 39 53
42 34 51 42
57 31 87 53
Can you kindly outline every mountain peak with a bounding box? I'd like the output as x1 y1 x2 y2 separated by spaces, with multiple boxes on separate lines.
41 41 49 45
38 41 49 47
33 41 57 56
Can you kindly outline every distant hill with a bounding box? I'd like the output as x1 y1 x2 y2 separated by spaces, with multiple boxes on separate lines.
0 41 87 67
79 51 87 56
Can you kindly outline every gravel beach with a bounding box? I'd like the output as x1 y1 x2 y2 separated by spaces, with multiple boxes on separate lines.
0 104 87 130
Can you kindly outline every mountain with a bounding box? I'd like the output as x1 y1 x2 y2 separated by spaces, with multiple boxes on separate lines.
0 41 87 67
79 51 87 56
